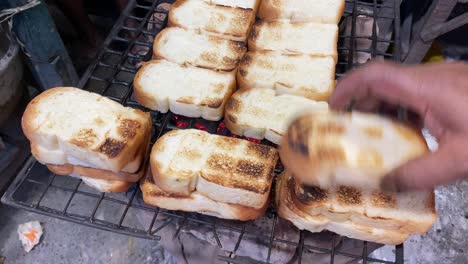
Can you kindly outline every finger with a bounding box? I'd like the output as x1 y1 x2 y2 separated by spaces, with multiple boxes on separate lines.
381 141 468 191
329 61 428 114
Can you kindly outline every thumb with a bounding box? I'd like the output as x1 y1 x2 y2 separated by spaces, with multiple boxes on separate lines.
381 143 468 191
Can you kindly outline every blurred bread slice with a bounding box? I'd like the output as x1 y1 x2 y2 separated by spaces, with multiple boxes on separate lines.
153 27 246 71
225 89 329 144
249 20 338 59
280 111 428 189
275 172 411 245
258 0 346 24
150 129 278 209
169 0 256 41
134 60 236 121
237 52 336 101
140 168 268 221
22 87 151 173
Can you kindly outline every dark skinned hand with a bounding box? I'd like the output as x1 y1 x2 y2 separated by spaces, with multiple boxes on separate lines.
329 61 468 191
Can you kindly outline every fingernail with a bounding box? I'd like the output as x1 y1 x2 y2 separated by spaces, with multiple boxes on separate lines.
380 172 401 192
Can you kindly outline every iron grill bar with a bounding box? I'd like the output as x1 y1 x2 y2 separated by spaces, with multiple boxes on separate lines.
0 0 404 263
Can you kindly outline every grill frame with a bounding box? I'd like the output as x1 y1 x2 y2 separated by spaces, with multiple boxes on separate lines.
1 0 403 263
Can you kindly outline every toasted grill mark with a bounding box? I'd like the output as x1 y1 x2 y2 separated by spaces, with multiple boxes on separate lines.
276 82 293 88
229 41 247 53
357 149 383 167
180 149 202 160
236 160 265 178
176 96 195 105
246 143 272 159
201 98 223 108
249 24 259 40
238 68 247 77
227 114 237 123
98 138 125 158
149 190 191 199
294 182 328 205
70 129 97 148
240 54 252 65
314 145 345 163
212 83 225 93
118 119 141 139
363 127 383 138
94 117 104 125
222 56 237 65
336 186 362 205
226 98 241 112
206 154 235 171
287 117 312 156
200 52 218 63
371 191 396 208
317 122 346 134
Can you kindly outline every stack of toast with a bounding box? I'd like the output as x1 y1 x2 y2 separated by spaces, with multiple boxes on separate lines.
22 87 152 192
277 111 437 244
140 129 278 220
225 0 345 144
134 0 260 121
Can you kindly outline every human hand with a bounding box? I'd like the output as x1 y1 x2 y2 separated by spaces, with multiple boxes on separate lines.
329 61 468 191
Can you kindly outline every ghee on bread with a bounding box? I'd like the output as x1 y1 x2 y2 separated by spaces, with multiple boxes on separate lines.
280 111 428 189
150 129 278 209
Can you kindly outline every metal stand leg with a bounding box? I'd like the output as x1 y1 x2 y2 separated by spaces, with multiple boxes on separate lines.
403 0 460 64
5 0 79 90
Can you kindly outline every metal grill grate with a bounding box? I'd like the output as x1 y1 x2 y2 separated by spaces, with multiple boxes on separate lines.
1 0 403 263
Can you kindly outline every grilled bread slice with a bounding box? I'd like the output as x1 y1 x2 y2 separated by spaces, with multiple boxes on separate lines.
237 52 336 101
224 89 329 144
22 87 152 173
275 172 412 245
140 168 268 221
153 27 246 71
280 111 428 190
258 0 346 24
289 173 437 234
249 20 338 59
169 0 256 41
134 60 236 121
150 129 278 209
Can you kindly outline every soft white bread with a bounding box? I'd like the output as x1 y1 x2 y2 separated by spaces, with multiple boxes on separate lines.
69 174 134 193
275 172 412 245
168 0 256 41
140 168 268 221
133 60 236 121
202 0 261 10
153 27 247 71
280 111 429 189
150 129 278 209
22 87 152 173
249 20 338 59
237 52 336 101
224 89 329 144
258 0 346 24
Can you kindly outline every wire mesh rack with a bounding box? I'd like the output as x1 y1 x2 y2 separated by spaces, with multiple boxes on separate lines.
1 0 403 263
